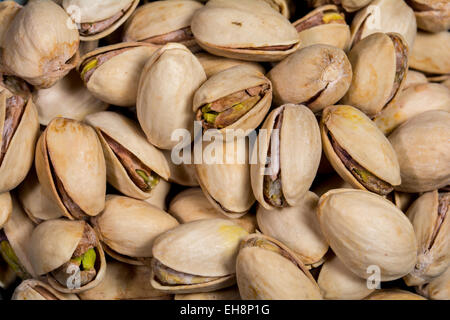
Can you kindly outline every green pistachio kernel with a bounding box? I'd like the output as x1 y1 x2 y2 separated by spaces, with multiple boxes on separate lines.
81 248 96 270
136 170 160 190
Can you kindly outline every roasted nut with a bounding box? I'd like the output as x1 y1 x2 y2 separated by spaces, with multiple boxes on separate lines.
409 31 450 75
406 0 450 33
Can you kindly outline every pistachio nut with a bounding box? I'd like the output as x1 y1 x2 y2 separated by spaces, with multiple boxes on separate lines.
409 31 450 75
0 192 11 229
388 110 450 192
0 1 21 46
85 111 170 200
267 44 352 113
91 195 179 266
251 105 321 209
403 70 428 89
236 233 322 300
12 279 79 300
321 105 401 196
406 0 450 33
364 289 426 300
123 0 203 52
162 149 198 187
293 5 350 51
341 32 409 117
62 0 139 41
137 43 206 150
318 189 417 281
350 0 416 49
193 65 272 133
35 118 106 220
150 219 248 294
78 42 159 107
256 191 329 267
191 0 300 62
416 266 450 300
144 179 171 211
175 286 241 300
169 188 257 233
404 191 449 286
374 83 450 135
28 219 106 293
1 0 80 88
308 0 374 12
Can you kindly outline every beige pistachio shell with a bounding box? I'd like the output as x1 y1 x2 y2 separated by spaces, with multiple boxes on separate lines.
33 71 108 126
85 111 170 200
144 178 171 211
318 255 374 300
0 93 39 193
317 189 417 281
251 105 321 209
388 110 450 193
169 188 257 233
0 1 21 46
364 289 426 300
264 0 295 18
350 0 416 49
91 195 179 265
175 286 241 300
310 174 352 198
193 65 272 134
321 105 401 191
0 192 11 229
35 118 106 219
137 43 206 150
410 0 450 33
162 149 198 187
79 42 159 107
374 83 450 135
1 0 79 88
12 279 79 300
410 31 450 75
403 70 428 89
236 234 322 300
191 0 300 62
195 52 265 78
267 44 352 113
79 260 171 300
417 266 450 300
256 192 328 266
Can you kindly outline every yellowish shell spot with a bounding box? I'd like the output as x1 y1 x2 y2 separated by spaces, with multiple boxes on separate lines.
218 224 248 243
333 106 365 126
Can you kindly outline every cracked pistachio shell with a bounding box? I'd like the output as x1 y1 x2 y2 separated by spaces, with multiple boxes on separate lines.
195 138 255 218
151 219 249 293
79 260 171 300
33 71 107 126
293 5 351 51
341 32 409 117
78 42 159 107
191 0 300 62
195 52 265 78
12 279 79 300
236 234 322 300
409 0 450 33
0 192 11 228
417 266 450 300
162 149 198 187
267 44 352 113
0 93 39 193
85 111 170 200
175 286 241 300
403 70 428 90
28 219 106 293
350 0 416 49
410 31 450 75
1 0 79 88
321 105 401 192
193 65 272 134
169 188 257 233
63 0 139 41
374 83 450 135
364 289 426 300
388 110 450 192
404 191 450 286
144 179 171 211
91 195 179 265
251 105 321 209
256 192 328 266
317 189 417 281
137 43 206 150
0 1 21 46
35 118 106 219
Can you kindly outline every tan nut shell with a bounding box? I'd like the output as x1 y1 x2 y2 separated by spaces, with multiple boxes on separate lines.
412 0 450 33
321 105 401 191
410 31 450 75
0 192 11 228
236 234 322 300
417 266 450 300
35 118 106 219
388 110 450 193
0 1 21 46
85 111 170 200
91 195 179 265
137 43 206 150
191 0 300 62
403 70 428 89
364 289 426 300
12 279 79 300
162 149 198 187
175 286 241 300
317 189 417 281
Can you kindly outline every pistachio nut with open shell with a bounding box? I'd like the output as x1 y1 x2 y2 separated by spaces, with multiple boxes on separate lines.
85 111 170 200
267 44 352 113
251 105 321 209
28 219 106 293
406 0 450 33
0 192 11 229
150 219 249 294
409 31 450 75
416 266 450 300
191 0 300 62
321 105 401 196
12 279 79 300
175 286 241 300
364 289 426 300
35 118 106 220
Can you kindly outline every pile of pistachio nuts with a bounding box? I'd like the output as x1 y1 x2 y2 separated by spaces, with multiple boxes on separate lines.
0 0 449 300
